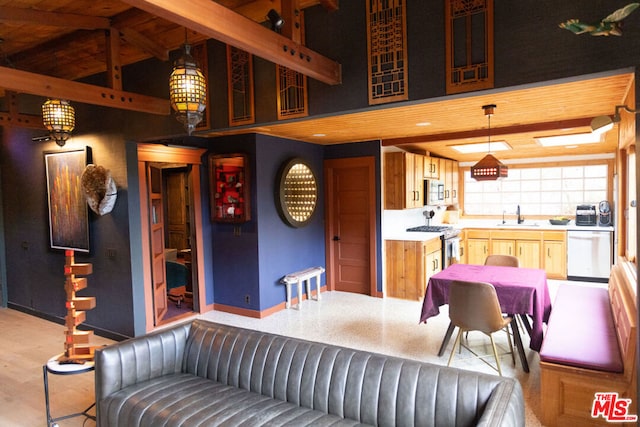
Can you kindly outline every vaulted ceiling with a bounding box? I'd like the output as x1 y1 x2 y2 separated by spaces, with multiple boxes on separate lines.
0 0 633 162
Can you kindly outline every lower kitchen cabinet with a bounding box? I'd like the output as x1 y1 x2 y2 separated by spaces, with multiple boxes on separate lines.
543 231 567 279
465 230 490 265
385 239 441 300
464 228 566 278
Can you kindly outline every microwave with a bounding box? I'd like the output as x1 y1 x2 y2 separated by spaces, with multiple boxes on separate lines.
425 180 444 205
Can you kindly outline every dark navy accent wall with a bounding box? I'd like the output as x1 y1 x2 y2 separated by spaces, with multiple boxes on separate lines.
208 135 260 309
207 134 325 311
255 134 325 310
324 141 383 293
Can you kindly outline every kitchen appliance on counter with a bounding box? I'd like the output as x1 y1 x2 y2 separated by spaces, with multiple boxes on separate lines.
406 225 461 268
575 205 597 226
567 229 612 282
598 200 612 226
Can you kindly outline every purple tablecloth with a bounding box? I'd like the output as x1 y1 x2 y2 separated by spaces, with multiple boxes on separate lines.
420 263 552 351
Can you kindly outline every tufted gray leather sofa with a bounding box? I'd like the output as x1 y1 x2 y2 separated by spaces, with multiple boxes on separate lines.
95 319 524 426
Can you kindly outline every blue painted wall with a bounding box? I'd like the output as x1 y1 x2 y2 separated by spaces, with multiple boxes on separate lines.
208 134 325 311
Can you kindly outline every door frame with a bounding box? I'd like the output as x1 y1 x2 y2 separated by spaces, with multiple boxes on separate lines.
137 143 207 332
324 156 378 296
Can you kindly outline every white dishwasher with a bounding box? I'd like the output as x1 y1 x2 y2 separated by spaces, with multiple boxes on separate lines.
567 229 613 282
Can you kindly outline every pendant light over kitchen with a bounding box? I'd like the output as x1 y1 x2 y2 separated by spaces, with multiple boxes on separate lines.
470 104 508 181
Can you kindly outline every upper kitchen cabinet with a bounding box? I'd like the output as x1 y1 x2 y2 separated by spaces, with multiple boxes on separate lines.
441 159 459 206
384 152 424 209
423 156 440 179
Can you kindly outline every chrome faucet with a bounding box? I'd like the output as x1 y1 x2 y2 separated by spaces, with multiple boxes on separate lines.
517 205 524 224
502 210 506 224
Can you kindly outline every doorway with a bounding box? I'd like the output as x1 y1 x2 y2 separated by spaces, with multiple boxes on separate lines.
137 144 207 331
324 157 377 295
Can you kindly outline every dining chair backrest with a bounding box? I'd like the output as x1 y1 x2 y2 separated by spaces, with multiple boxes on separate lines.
449 280 506 334
484 254 519 268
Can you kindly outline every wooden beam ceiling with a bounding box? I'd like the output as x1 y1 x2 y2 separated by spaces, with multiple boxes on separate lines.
1 66 169 115
120 0 342 85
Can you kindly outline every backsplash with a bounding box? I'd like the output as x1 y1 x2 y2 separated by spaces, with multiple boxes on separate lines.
382 206 448 236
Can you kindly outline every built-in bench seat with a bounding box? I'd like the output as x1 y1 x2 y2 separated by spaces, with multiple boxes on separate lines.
539 260 637 426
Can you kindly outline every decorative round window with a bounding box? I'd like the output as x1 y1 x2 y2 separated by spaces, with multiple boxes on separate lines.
276 158 318 227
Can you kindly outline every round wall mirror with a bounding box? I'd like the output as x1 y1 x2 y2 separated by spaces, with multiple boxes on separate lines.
276 158 318 227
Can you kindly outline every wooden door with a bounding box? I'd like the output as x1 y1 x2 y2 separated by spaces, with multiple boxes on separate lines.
325 157 376 296
148 165 167 324
166 170 189 250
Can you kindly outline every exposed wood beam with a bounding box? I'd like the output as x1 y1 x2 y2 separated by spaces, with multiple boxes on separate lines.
0 92 45 130
106 29 123 91
381 118 594 146
0 66 169 115
116 27 170 61
0 6 111 30
121 0 341 85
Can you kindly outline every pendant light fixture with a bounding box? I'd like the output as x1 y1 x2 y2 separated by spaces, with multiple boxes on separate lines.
470 104 508 181
42 99 75 147
169 33 207 135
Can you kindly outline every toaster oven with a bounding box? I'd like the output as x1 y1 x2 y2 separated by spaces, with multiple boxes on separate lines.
576 205 597 226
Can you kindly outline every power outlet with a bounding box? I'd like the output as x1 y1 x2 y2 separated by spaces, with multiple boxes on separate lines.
244 295 250 304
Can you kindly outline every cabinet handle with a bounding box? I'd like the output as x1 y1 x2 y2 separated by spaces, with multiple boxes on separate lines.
519 247 522 255
547 248 550 257
453 190 457 198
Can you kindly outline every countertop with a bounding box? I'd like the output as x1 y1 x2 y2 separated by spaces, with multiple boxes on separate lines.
383 220 614 241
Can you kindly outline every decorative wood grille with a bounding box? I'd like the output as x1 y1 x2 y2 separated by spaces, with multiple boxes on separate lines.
366 0 408 105
277 65 308 120
445 0 494 94
226 45 255 126
191 41 210 130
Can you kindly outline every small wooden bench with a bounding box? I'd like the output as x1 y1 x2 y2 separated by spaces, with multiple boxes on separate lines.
280 266 325 309
539 260 637 426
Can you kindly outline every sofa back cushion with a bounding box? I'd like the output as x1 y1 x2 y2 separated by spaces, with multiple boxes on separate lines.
183 319 512 426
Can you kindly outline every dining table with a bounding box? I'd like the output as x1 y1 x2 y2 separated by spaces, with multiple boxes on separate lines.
420 263 552 373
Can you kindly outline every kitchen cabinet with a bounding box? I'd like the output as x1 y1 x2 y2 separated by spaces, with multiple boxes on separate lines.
441 159 459 205
384 152 424 209
466 230 490 265
385 238 441 300
543 231 566 279
423 156 440 179
490 230 541 269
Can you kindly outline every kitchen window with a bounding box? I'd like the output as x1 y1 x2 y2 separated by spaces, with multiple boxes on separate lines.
463 163 610 216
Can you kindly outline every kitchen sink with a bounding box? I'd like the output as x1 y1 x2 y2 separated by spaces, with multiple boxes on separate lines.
495 222 540 227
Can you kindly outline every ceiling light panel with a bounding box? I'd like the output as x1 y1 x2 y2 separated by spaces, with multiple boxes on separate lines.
451 141 511 153
535 132 603 147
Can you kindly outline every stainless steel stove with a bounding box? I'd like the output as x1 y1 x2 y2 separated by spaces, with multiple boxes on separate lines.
406 225 461 267
406 225 460 239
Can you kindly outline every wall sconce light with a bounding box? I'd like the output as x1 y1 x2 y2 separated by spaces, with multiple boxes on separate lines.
267 9 285 31
169 43 207 135
591 104 638 133
42 99 75 147
470 104 508 181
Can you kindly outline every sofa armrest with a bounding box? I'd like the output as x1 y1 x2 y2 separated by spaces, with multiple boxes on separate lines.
95 321 192 404
477 379 525 426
